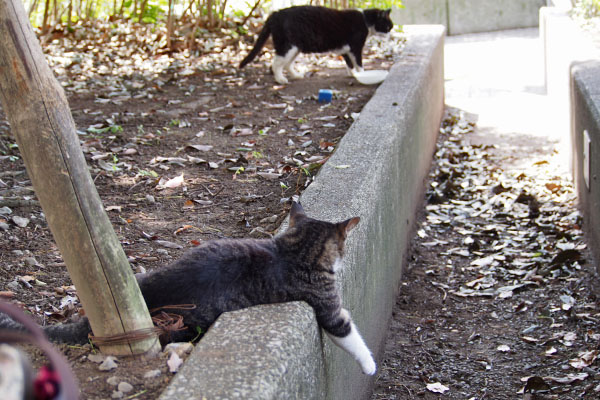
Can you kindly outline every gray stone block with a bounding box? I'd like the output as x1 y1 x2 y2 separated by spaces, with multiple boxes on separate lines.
448 0 544 35
391 0 447 26
160 302 325 400
571 61 600 273
392 0 543 35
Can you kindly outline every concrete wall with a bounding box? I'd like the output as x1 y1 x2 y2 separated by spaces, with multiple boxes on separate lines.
394 0 544 35
159 24 445 400
571 61 600 273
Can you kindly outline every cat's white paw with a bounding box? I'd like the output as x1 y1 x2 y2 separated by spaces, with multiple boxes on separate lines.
288 70 304 80
274 75 288 84
361 355 377 375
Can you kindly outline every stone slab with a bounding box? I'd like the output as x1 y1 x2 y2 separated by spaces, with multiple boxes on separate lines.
391 0 447 27
571 61 600 274
448 0 544 35
392 0 543 35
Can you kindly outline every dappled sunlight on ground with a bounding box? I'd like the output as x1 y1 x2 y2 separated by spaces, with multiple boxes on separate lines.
445 28 571 181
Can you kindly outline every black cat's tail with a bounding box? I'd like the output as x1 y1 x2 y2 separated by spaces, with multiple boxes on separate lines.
0 312 91 344
239 17 272 68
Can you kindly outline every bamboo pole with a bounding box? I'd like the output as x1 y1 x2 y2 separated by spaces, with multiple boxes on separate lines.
0 0 160 357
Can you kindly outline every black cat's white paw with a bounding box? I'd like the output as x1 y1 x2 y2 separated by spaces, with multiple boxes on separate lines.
287 68 304 80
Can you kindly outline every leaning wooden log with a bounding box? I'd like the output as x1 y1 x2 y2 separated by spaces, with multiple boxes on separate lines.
0 0 160 357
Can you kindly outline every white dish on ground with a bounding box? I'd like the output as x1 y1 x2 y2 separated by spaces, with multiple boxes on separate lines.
352 69 389 85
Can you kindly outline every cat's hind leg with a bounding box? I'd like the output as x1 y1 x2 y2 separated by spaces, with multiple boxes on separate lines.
272 46 299 84
284 47 304 80
271 55 288 84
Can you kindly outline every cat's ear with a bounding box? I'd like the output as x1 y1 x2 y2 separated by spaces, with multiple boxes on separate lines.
339 217 360 235
289 202 306 227
385 8 391 15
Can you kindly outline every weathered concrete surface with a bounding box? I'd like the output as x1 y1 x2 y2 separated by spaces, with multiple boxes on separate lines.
393 0 543 35
160 302 325 399
392 0 447 27
160 24 445 400
448 0 544 35
571 61 600 273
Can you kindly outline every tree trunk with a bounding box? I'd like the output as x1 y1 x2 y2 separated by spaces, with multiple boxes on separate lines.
52 0 57 27
41 0 50 33
186 0 201 51
218 0 227 28
207 0 213 28
138 0 147 21
0 0 160 357
27 0 38 18
166 0 174 49
67 0 72 29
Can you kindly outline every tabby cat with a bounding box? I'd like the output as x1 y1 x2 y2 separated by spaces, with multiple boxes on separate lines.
1 203 376 375
239 5 393 84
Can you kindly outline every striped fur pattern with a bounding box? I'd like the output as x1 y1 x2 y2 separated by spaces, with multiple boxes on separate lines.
0 203 376 374
239 6 393 84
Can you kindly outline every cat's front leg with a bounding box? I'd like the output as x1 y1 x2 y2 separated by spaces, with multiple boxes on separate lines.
343 53 364 77
342 54 355 77
325 308 376 375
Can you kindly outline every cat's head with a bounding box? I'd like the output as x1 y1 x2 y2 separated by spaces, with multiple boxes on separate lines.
364 8 394 34
288 202 360 270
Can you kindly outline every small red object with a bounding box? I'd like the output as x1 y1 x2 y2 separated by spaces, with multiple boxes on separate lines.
34 365 61 400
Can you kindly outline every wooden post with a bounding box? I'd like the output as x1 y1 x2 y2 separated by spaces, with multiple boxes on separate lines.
0 0 160 357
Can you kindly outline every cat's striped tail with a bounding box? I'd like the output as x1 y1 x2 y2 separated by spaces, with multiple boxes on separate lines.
239 18 272 68
0 312 91 344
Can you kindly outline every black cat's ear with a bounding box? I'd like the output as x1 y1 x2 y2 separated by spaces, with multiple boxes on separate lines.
339 217 360 235
289 202 306 227
385 8 391 15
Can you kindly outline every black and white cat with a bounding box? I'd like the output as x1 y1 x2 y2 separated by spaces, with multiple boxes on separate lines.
0 203 376 375
239 5 393 84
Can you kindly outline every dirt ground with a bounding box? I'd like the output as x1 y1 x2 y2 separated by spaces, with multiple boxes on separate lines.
0 23 402 399
372 110 600 399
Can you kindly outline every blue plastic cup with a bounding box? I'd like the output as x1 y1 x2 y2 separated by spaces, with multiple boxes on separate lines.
318 89 333 103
